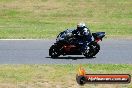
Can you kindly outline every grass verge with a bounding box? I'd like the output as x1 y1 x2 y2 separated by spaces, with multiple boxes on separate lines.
0 0 131 39
0 64 131 88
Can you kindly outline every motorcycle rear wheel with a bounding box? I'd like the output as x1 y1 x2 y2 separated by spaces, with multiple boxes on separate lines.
49 45 60 58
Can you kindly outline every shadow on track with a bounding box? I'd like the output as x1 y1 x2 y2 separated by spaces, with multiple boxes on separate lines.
46 56 96 60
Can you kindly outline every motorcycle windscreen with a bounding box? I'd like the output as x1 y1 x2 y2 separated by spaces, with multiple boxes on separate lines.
92 32 105 39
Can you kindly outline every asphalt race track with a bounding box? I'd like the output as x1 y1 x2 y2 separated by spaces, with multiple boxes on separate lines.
0 39 131 64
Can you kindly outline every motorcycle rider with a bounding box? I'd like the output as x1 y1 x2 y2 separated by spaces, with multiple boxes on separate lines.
72 22 92 52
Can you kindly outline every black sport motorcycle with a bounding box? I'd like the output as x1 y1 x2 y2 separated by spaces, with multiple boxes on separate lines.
49 29 105 58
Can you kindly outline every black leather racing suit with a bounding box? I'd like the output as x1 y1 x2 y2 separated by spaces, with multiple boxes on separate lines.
72 27 92 51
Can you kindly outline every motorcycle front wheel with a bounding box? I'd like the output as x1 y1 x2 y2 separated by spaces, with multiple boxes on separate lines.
83 42 100 58
90 42 100 56
83 45 95 58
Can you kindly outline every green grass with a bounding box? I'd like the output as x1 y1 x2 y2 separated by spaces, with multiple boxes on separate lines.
0 64 131 88
0 0 131 39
